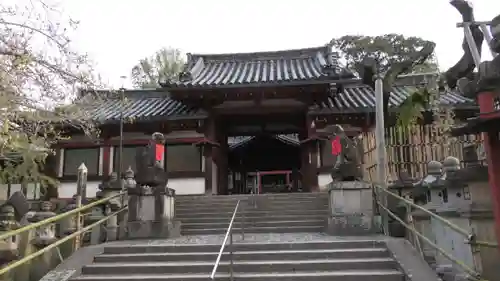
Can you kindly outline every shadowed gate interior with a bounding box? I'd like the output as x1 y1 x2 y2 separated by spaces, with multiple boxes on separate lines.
228 134 302 194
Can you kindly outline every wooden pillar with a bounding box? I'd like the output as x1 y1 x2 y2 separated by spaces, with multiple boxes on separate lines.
299 132 311 192
203 146 213 195
307 116 319 191
477 91 500 247
204 114 218 195
216 127 228 195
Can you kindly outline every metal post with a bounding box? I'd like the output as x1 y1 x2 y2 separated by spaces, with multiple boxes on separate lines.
375 77 387 185
229 229 234 281
117 76 126 184
374 76 389 235
118 77 127 225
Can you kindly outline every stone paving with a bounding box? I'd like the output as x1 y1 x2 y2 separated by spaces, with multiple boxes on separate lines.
105 232 387 247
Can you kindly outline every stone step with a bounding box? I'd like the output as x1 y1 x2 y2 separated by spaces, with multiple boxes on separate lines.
176 199 329 209
181 225 325 235
175 209 328 219
175 196 329 205
176 192 328 199
102 240 386 255
176 204 328 214
82 258 398 275
71 270 404 281
182 219 325 230
176 193 328 200
178 214 326 224
94 248 391 263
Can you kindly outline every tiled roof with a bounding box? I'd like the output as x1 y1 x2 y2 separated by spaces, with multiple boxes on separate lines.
77 90 207 122
159 46 354 89
229 134 299 149
311 85 476 113
76 84 476 123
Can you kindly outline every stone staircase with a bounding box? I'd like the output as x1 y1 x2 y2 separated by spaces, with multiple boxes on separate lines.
176 193 329 235
61 193 432 281
71 235 405 281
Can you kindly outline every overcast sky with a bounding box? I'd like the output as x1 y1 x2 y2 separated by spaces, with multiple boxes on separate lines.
61 0 500 88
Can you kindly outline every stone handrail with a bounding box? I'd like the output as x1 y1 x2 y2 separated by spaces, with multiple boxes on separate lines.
0 162 179 281
372 180 496 281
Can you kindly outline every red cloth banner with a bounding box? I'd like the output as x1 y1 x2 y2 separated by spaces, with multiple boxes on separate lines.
155 144 164 161
331 136 342 156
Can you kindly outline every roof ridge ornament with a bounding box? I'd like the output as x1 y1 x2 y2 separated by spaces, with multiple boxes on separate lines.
321 41 340 75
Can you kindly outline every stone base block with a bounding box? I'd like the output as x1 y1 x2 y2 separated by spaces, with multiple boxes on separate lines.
127 219 181 239
326 214 377 236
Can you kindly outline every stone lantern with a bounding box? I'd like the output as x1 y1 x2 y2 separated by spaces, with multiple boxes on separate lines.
408 160 444 263
124 167 136 191
98 171 126 241
410 161 443 207
30 201 57 247
429 155 491 280
441 156 468 209
387 170 416 237
0 205 20 265
58 195 78 237
389 169 415 200
98 172 123 211
117 167 136 239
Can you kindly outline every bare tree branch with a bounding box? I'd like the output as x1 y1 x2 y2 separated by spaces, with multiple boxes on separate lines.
0 0 102 198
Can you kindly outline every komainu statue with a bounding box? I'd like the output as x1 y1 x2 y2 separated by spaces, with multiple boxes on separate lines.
325 125 363 181
134 132 168 188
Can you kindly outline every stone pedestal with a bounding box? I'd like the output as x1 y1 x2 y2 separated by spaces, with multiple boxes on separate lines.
326 181 377 235
98 172 125 242
127 186 180 239
85 205 105 245
126 132 180 239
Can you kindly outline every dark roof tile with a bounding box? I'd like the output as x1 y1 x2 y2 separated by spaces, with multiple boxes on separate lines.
312 85 476 113
160 46 353 88
78 90 207 122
